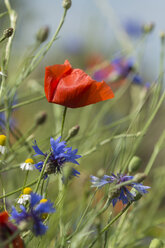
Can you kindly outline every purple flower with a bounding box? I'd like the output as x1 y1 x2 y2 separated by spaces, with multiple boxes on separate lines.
123 19 142 38
11 193 55 236
91 173 150 207
32 136 81 177
111 57 134 78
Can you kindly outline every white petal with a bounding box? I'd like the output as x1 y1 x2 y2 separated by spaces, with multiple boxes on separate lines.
0 146 6 154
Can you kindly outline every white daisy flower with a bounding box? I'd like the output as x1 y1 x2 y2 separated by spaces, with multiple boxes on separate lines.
20 158 35 171
0 135 6 154
17 187 32 205
17 194 31 204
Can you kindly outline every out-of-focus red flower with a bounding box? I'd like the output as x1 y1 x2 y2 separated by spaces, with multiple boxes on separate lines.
44 60 114 108
0 211 24 248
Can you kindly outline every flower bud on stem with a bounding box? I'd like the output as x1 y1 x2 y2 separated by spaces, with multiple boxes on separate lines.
0 28 13 43
62 0 72 9
66 125 80 141
36 26 49 43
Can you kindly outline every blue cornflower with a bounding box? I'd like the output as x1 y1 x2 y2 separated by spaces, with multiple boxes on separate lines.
32 136 81 177
11 192 55 236
123 19 142 38
91 173 150 207
111 57 135 78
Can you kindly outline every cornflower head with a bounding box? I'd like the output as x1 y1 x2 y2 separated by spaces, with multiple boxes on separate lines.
92 57 144 87
32 136 81 177
11 193 55 236
0 134 6 154
123 19 142 38
91 173 150 207
17 187 33 205
20 158 35 171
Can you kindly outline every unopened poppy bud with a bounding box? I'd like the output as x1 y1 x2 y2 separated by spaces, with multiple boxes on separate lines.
66 125 80 141
128 156 141 173
142 23 154 33
3 28 13 38
35 111 47 126
149 238 164 248
62 0 72 9
133 173 146 183
36 26 49 43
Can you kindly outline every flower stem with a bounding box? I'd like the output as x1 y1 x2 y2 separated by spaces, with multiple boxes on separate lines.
0 95 45 113
22 170 29 193
145 129 165 175
0 179 38 200
61 106 67 138
34 151 51 193
88 202 132 248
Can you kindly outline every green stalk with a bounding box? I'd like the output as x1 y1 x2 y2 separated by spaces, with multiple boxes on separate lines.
61 107 67 138
0 95 45 113
145 130 165 175
0 178 38 200
21 170 29 193
88 202 132 248
34 151 51 193
0 0 17 150
82 132 143 157
67 189 98 240
0 174 7 211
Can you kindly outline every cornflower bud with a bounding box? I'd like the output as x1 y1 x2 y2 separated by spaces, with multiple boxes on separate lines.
160 32 165 42
142 22 154 33
149 238 164 248
36 26 49 43
62 0 72 9
35 111 47 126
128 156 141 173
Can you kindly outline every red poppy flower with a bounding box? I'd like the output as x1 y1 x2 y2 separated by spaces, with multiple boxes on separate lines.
0 211 24 248
44 60 114 108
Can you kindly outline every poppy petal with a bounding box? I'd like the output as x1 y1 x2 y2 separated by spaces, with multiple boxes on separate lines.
44 60 114 108
0 211 9 223
44 60 72 102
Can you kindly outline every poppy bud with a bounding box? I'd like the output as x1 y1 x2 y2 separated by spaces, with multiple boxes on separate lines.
149 239 164 248
66 125 80 141
128 156 141 173
62 0 72 9
36 26 49 43
35 111 47 126
0 28 13 43
3 28 13 38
